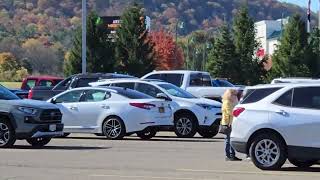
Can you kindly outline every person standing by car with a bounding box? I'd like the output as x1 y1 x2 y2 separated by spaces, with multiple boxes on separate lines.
220 89 242 161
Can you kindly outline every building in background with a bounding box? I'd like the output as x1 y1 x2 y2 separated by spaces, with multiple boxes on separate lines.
254 18 288 58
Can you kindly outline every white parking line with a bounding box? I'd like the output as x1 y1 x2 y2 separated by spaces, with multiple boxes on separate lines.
177 169 320 177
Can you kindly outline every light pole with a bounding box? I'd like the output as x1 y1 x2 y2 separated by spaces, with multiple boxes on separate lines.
186 36 194 69
175 20 184 68
81 0 87 74
201 42 212 71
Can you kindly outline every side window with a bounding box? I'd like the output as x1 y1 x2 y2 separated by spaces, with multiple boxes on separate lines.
135 83 161 98
274 89 293 107
189 73 212 87
26 79 36 90
241 88 281 104
112 83 135 90
39 80 53 87
164 74 183 87
82 90 110 102
55 90 83 103
292 87 320 110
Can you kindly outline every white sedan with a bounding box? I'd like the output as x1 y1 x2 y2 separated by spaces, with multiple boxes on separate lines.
48 87 173 140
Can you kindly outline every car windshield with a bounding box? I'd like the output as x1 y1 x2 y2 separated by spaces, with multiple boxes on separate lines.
0 85 20 100
158 83 196 99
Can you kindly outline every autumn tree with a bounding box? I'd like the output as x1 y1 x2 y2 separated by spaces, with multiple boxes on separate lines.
115 4 155 77
0 52 28 81
149 30 184 70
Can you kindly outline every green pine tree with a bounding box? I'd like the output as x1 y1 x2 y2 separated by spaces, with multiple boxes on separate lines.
206 24 239 82
306 28 320 77
268 14 311 79
115 4 154 77
64 11 115 76
233 6 265 85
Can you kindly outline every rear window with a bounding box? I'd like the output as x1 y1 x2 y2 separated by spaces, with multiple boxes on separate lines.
241 87 282 104
76 78 99 88
189 73 212 87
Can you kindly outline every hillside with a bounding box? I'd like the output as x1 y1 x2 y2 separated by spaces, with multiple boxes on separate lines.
0 0 316 76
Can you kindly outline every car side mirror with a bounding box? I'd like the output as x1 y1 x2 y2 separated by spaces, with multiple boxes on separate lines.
156 93 172 101
50 98 57 104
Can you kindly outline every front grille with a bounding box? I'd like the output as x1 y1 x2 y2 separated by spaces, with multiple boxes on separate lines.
40 109 62 122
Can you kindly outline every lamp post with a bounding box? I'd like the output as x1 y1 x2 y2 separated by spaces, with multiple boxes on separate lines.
175 20 184 68
186 36 194 69
81 0 87 74
202 42 212 71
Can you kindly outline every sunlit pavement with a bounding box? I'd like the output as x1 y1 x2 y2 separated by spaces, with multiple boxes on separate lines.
0 132 319 180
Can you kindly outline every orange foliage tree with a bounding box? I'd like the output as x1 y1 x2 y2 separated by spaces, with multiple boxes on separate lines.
149 30 184 70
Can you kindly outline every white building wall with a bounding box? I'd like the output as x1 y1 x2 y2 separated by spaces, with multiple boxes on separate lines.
268 38 280 55
255 18 287 56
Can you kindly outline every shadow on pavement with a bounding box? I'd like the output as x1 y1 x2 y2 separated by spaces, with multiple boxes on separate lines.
12 145 111 150
279 167 320 172
62 136 223 143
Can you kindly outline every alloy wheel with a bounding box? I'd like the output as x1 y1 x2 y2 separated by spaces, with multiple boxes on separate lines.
254 139 280 167
176 117 192 136
104 119 122 138
0 123 9 146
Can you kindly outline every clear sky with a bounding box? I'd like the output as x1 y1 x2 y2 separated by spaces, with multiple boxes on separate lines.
279 0 319 12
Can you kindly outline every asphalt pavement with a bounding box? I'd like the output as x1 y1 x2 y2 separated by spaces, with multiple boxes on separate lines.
0 132 319 180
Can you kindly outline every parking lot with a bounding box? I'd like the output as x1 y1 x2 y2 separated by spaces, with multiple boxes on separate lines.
0 133 319 180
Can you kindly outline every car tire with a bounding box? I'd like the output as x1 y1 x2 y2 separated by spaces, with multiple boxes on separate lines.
250 133 287 170
174 113 197 138
198 126 219 138
136 129 157 140
26 137 51 147
0 118 16 148
288 158 318 168
102 117 126 140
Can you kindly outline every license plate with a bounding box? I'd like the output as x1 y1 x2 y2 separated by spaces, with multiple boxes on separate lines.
158 107 165 113
49 124 56 131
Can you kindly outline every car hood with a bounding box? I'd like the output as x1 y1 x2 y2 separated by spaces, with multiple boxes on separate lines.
2 99 58 109
173 97 221 107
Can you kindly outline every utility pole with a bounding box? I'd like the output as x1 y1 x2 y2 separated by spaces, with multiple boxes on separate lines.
82 0 87 74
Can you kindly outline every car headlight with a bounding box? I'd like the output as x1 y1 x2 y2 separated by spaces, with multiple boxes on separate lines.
17 107 38 115
196 104 220 110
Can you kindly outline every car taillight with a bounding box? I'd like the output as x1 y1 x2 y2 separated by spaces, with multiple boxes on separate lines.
28 90 33 99
129 103 156 110
233 107 245 117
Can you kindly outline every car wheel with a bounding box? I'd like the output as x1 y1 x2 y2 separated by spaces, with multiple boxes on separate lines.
198 126 219 138
26 137 51 147
250 133 287 170
0 119 16 148
174 113 197 138
288 158 318 168
136 129 157 140
102 117 126 140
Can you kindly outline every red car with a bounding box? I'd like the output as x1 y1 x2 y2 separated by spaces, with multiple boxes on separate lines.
21 76 63 90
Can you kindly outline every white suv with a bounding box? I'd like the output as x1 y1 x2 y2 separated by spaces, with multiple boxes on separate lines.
231 83 320 170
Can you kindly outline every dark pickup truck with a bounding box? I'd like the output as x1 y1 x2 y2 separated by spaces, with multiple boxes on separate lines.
28 73 135 101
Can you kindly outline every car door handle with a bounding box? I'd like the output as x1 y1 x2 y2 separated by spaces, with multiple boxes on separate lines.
68 106 78 110
275 110 289 116
101 105 110 109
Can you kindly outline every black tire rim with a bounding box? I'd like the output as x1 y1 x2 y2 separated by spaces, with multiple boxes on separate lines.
176 117 192 136
0 123 9 146
104 119 122 138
